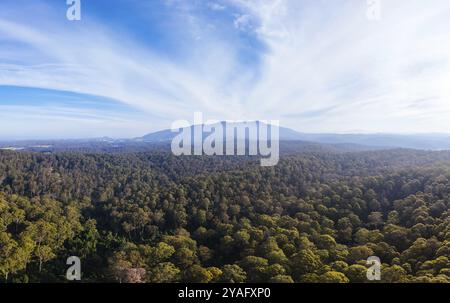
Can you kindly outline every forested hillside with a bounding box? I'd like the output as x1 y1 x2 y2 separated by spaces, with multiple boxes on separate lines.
0 147 449 283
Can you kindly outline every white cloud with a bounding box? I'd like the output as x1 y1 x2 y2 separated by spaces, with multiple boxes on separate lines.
1 0 450 137
208 2 227 11
224 0 450 133
0 3 249 134
233 14 253 31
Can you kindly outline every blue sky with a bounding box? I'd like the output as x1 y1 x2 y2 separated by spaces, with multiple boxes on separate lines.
1 0 450 139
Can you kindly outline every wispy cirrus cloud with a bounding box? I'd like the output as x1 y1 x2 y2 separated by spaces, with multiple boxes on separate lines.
0 0 256 138
226 0 450 133
0 0 450 139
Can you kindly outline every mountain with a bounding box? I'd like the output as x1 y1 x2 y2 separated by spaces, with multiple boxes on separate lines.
291 133 450 150
140 121 308 142
140 122 450 151
2 123 449 152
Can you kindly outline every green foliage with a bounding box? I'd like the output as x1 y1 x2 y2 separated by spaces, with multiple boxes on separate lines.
319 271 350 283
220 264 247 283
0 148 449 282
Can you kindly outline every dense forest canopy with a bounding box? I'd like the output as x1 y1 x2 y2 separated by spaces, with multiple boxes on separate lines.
0 144 449 283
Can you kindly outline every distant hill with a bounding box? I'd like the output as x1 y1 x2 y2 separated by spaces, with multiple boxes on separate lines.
2 122 449 153
290 133 450 150
140 122 450 151
140 121 302 142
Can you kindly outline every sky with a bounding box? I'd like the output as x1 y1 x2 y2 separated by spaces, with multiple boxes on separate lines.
0 0 450 140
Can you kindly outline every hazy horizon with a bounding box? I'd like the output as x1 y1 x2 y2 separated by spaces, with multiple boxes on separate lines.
1 121 450 142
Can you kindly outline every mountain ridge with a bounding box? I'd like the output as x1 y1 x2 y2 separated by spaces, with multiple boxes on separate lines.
139 121 450 150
